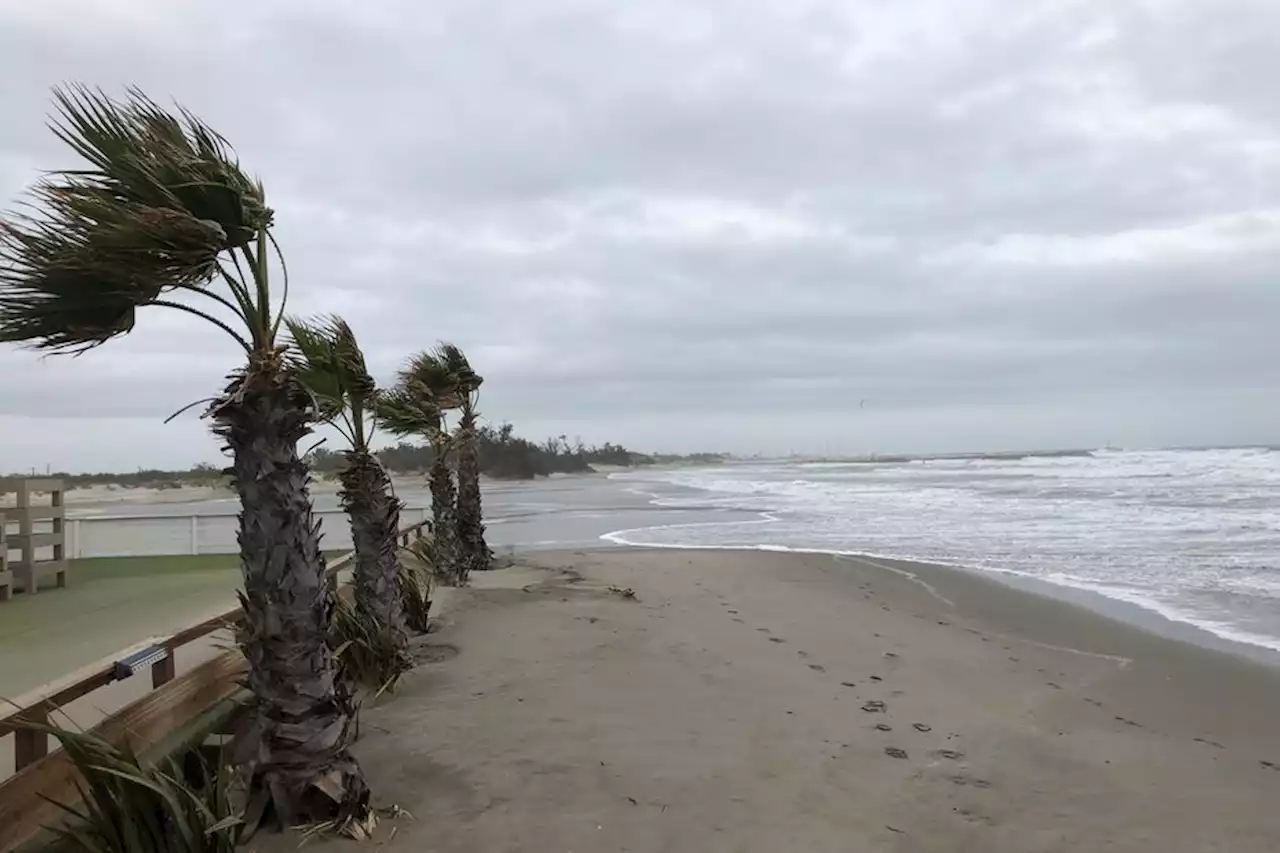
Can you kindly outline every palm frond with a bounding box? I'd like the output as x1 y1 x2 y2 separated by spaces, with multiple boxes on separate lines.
397 545 435 633
431 342 483 395
50 85 271 246
284 315 376 430
330 593 414 696
0 85 272 354
395 350 462 409
374 384 442 438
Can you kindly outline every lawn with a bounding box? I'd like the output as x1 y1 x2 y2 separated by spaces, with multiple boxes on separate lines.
67 551 349 583
0 550 350 697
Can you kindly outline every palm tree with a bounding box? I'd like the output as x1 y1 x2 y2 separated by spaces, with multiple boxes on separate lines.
375 376 453 577
377 351 464 584
0 87 369 828
435 344 490 577
286 315 409 653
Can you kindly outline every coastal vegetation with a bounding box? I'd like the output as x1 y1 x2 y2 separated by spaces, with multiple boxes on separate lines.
286 315 413 682
0 86 369 832
0 84 727 845
4 432 719 490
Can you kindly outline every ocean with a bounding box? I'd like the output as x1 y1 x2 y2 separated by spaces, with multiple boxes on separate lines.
603 448 1280 653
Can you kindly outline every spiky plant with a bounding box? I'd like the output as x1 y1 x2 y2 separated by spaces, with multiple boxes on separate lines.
397 548 435 634
435 344 490 576
27 723 241 853
330 591 414 696
377 357 465 584
286 316 409 664
0 87 368 827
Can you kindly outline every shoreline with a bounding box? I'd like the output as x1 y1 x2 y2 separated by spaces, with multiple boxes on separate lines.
285 546 1280 852
600 531 1280 665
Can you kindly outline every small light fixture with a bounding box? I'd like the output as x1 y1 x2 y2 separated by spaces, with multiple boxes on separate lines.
113 644 169 680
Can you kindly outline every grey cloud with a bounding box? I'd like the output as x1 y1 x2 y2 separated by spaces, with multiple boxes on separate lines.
3 0 1280 470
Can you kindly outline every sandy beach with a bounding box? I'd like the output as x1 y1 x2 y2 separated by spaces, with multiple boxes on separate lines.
264 547 1280 852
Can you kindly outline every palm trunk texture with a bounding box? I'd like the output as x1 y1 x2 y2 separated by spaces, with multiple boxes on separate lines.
429 442 461 585
455 411 490 580
210 355 369 827
340 450 409 644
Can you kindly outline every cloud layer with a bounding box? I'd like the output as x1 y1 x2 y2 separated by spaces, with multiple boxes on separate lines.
3 0 1279 469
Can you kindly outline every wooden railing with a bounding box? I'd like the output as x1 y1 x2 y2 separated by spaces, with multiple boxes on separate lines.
0 517 429 853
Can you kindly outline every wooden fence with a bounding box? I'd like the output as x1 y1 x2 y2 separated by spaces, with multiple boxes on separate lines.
0 518 429 853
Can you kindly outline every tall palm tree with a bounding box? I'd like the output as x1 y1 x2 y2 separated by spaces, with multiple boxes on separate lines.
435 344 490 577
285 315 408 652
375 376 455 581
377 351 464 584
0 87 369 828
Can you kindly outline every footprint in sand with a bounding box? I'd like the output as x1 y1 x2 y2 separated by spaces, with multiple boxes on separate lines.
1193 737 1225 749
862 700 887 713
1114 716 1144 729
956 807 997 827
727 609 738 614
808 664 826 672
913 723 932 732
869 675 883 682
841 681 857 688
948 774 992 789
1084 698 1103 707
797 650 809 658
874 723 893 732
756 628 771 634
933 749 965 761
731 617 745 623
768 637 786 644
885 747 909 759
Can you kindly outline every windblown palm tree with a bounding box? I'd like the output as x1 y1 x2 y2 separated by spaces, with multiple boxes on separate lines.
377 352 463 584
286 315 409 655
0 87 369 829
435 344 490 578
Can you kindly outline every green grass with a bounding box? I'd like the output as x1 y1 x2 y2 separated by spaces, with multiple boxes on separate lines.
0 550 353 697
69 551 350 582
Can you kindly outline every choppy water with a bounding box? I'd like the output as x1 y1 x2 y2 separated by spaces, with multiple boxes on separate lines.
604 448 1280 652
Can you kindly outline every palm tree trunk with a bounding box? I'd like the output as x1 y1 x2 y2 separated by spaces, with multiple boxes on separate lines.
455 409 489 580
428 438 461 585
339 450 408 644
210 355 369 828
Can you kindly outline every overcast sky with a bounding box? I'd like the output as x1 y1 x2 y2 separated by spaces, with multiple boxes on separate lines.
2 0 1279 471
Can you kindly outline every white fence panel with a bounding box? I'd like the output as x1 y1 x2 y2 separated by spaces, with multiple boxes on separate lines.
65 506 430 558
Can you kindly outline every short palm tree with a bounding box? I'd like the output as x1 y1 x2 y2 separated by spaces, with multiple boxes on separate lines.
286 315 409 657
0 87 369 828
435 344 490 577
377 352 463 584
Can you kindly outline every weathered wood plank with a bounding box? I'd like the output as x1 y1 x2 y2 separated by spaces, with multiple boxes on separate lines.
0 650 247 853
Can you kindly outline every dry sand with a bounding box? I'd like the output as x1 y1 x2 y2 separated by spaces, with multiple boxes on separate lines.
272 548 1280 853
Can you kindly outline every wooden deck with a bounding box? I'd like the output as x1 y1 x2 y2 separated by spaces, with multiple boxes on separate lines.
0 519 428 853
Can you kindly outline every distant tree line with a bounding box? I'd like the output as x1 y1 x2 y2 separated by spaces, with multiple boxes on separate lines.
14 427 726 489
308 423 674 480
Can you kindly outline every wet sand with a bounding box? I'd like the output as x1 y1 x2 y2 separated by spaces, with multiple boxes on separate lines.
287 548 1280 853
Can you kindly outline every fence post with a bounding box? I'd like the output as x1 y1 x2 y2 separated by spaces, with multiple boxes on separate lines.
14 708 49 770
189 516 199 555
152 651 176 688
70 518 82 559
